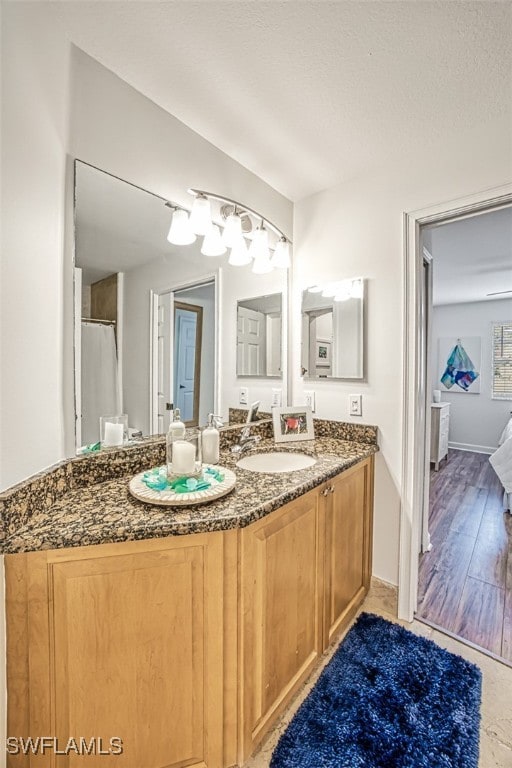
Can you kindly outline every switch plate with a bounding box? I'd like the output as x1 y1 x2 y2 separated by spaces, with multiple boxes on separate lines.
271 388 282 407
349 394 362 417
304 390 316 412
239 387 249 405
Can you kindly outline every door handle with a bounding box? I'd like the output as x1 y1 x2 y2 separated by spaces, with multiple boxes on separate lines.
179 384 185 389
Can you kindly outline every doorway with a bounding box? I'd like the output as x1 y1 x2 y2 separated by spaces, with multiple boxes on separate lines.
150 276 217 435
174 301 203 426
399 184 512 632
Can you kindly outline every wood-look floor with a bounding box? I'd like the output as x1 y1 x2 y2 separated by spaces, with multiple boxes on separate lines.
416 449 512 662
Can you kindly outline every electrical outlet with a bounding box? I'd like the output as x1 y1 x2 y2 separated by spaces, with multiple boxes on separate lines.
349 394 362 417
271 388 282 407
304 390 316 412
239 387 249 405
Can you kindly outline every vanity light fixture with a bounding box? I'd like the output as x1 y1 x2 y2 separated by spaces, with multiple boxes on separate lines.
187 188 292 272
166 204 196 246
201 224 226 257
228 235 251 266
271 237 291 269
189 193 212 236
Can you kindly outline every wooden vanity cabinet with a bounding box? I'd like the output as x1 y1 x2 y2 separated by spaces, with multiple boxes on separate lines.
5 531 236 768
238 487 324 759
320 457 374 647
6 456 374 768
238 456 374 760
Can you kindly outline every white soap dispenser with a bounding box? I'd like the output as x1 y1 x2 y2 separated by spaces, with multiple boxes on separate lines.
202 413 221 465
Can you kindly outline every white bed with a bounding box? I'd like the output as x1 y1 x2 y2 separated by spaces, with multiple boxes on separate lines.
489 415 512 513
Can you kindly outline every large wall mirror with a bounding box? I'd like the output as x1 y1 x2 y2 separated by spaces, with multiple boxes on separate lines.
301 279 365 380
74 161 288 449
237 293 282 377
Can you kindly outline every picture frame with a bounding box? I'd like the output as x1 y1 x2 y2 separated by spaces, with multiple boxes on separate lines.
272 406 315 443
315 338 332 367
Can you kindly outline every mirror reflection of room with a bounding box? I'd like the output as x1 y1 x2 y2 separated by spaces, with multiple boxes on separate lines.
74 161 288 450
237 293 282 377
301 279 364 380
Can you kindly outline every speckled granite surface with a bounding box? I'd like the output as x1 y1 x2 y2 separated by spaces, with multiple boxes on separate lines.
1 418 378 555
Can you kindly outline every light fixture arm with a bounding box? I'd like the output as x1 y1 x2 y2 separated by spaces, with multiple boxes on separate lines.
188 188 291 244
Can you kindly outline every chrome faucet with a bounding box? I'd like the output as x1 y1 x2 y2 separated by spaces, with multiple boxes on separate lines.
231 425 261 455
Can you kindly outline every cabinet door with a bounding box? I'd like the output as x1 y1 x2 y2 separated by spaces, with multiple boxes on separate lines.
239 488 323 760
6 534 225 768
322 457 374 648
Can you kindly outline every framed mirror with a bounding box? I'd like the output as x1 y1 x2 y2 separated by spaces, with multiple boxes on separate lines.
237 293 283 377
301 279 365 380
73 160 288 450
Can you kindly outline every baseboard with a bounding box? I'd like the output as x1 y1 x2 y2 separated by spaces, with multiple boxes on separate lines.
448 441 496 455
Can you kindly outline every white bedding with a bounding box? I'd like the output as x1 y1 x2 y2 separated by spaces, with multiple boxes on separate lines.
489 416 512 511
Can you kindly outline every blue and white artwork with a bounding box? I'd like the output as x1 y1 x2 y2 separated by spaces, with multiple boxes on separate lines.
438 337 481 394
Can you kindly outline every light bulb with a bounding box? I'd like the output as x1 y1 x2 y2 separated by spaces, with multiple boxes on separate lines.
222 212 243 247
228 235 251 266
248 226 269 261
350 279 363 299
271 237 290 269
201 224 226 257
189 194 212 235
167 209 196 246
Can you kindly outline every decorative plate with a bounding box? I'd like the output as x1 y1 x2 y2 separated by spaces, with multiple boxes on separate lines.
128 465 236 507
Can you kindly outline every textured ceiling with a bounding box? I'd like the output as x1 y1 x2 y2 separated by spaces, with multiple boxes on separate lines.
50 0 512 201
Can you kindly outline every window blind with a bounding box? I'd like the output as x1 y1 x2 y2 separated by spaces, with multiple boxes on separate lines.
492 322 512 399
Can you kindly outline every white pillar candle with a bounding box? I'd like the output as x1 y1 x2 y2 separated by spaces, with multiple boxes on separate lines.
172 440 196 475
103 421 124 446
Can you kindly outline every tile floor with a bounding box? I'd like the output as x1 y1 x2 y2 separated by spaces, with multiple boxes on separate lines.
243 580 512 768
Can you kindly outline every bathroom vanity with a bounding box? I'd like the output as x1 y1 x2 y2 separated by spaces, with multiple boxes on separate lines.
3 421 377 767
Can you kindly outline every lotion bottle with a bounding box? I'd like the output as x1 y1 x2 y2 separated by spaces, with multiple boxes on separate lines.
202 413 220 464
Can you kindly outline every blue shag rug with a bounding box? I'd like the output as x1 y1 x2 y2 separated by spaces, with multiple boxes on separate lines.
270 613 482 768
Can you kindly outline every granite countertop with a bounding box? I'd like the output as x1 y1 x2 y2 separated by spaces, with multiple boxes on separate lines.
4 436 378 555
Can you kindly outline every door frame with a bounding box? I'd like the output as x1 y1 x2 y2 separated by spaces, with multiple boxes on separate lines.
399 183 512 622
174 301 203 426
149 272 219 436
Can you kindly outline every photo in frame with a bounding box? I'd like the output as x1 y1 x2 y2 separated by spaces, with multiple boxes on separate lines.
315 338 332 366
272 406 315 443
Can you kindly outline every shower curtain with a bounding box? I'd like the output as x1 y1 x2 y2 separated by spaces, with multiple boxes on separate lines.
81 322 121 445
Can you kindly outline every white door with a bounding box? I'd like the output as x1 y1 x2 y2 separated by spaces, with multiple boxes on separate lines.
237 306 266 375
174 307 198 422
156 292 172 433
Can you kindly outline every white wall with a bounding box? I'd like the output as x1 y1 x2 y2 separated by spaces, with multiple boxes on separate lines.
0 3 71 490
293 154 511 584
432 299 512 452
0 7 292 491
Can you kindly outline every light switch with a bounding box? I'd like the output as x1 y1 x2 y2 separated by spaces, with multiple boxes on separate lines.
239 387 249 405
271 388 282 407
349 394 362 416
304 390 316 412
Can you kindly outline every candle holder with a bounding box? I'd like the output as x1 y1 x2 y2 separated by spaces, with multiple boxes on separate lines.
167 430 202 480
100 414 128 448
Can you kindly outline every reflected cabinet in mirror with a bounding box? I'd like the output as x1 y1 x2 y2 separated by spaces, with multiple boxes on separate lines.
301 279 365 380
74 161 288 450
237 293 282 377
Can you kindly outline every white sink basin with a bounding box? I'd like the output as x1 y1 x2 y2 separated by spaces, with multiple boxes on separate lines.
236 451 316 473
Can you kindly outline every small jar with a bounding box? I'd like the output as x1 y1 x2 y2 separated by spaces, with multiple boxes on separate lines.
100 414 128 447
167 430 202 480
